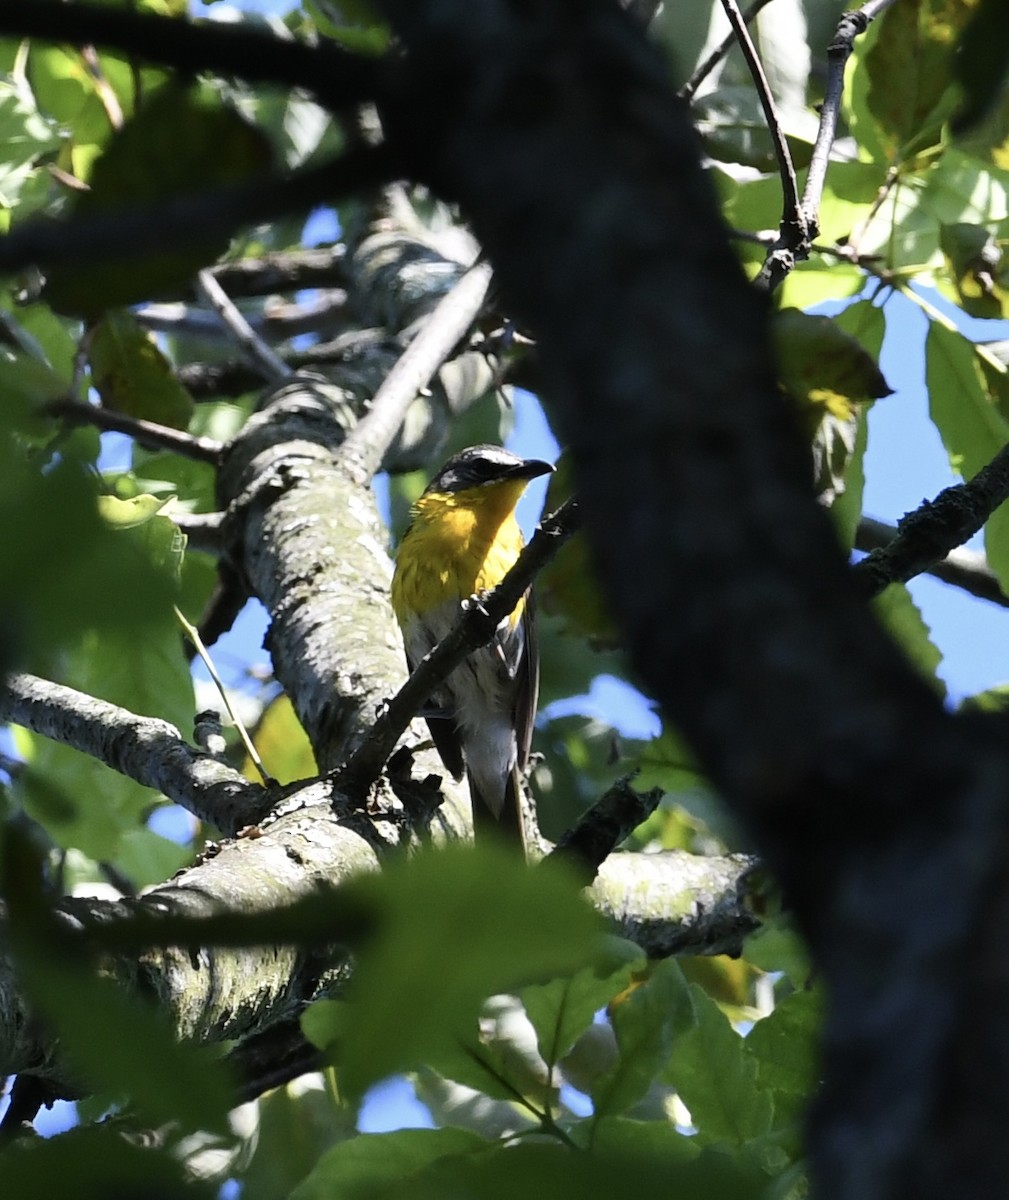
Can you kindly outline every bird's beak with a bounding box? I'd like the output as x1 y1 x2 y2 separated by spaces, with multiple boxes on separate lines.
511 459 554 481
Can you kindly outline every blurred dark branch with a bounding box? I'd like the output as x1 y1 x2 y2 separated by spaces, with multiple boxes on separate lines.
203 246 348 299
0 1 383 114
0 149 396 276
228 1018 324 1106
853 444 1009 599
177 331 389 401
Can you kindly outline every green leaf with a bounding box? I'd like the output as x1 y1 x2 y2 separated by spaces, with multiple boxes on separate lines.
0 1125 215 1200
115 826 193 888
746 990 824 1129
952 0 1009 133
0 409 183 672
291 1128 486 1200
370 1138 770 1200
45 82 273 316
774 306 889 509
89 309 194 429
521 938 644 1069
927 319 1009 474
872 583 946 695
243 1077 357 1200
1 831 230 1133
959 683 1009 712
248 693 317 785
591 957 691 1117
335 845 601 1101
28 953 231 1131
830 300 888 544
774 308 892 418
663 983 773 1146
743 916 812 989
925 319 1009 588
939 222 1009 318
10 497 192 858
863 0 975 161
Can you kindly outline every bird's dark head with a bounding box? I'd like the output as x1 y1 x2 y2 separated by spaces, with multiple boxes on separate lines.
424 444 554 495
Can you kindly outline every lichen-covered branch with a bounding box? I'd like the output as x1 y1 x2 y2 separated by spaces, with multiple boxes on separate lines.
0 673 266 835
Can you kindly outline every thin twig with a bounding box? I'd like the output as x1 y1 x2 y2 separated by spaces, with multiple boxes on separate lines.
205 245 347 299
196 269 293 385
135 290 349 343
853 448 1009 599
172 510 225 554
45 398 224 463
855 517 1009 609
678 0 777 102
176 329 389 400
720 0 801 234
800 0 900 235
338 260 495 483
751 0 898 292
174 606 274 786
336 498 582 798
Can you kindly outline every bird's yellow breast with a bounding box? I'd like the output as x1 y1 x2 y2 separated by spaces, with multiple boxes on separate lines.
391 481 528 625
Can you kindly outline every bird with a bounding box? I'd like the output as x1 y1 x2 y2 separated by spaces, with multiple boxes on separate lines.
391 444 554 849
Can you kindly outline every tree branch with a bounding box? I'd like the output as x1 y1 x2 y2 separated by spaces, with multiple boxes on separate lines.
677 0 777 102
856 517 1008 608
176 331 389 402
754 0 897 291
719 0 804 280
136 291 350 344
338 259 494 483
548 775 664 884
203 246 349 300
590 849 761 958
0 673 268 835
336 499 581 798
45 399 224 463
195 270 293 386
853 443 1009 599
800 0 900 236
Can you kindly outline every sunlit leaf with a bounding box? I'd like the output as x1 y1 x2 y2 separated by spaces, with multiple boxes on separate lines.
663 983 773 1146
89 309 195 429
592 957 691 1117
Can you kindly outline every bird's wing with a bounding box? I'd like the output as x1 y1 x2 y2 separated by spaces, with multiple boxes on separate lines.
512 590 540 772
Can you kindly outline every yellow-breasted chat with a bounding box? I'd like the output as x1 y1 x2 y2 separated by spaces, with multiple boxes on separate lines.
391 444 554 848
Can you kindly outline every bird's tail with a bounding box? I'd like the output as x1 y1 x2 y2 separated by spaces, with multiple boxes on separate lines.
469 763 527 853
